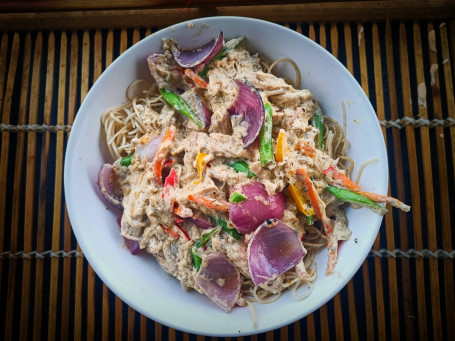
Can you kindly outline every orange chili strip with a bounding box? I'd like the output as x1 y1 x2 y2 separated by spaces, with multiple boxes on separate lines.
185 69 208 89
187 194 229 212
358 191 411 212
153 125 176 182
275 129 288 162
295 140 316 158
325 167 361 192
296 168 337 274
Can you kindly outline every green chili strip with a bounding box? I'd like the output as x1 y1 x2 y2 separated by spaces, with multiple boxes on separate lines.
211 216 241 240
259 102 275 167
314 108 324 150
159 88 204 128
191 249 202 270
326 186 388 215
229 191 247 203
198 36 245 78
306 215 314 226
120 155 133 166
226 160 256 177
195 227 220 248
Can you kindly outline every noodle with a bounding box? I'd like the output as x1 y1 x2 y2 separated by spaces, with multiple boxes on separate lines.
267 57 301 89
101 81 164 160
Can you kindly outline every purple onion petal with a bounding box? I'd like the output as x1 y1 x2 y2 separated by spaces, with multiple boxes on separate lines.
227 79 265 148
188 216 215 230
195 94 212 128
229 181 286 234
98 164 123 209
247 219 306 285
172 31 224 68
136 135 163 162
195 252 242 312
123 237 141 255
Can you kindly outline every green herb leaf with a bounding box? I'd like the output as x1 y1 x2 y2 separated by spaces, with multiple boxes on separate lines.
226 160 256 177
210 216 241 240
195 227 219 248
191 249 202 270
159 88 204 128
259 102 275 167
229 191 247 203
120 155 133 167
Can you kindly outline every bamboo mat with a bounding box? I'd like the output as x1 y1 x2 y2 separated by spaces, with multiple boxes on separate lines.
0 20 454 340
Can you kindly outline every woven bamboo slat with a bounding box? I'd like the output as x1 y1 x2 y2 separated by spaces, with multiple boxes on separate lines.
0 13 454 341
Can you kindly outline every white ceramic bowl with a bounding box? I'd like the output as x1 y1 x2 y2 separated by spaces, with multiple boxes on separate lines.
64 17 387 337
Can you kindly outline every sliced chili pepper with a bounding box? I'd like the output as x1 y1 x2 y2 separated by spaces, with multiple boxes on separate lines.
287 183 315 217
275 129 288 162
161 225 180 239
193 152 208 184
295 140 316 158
259 102 275 166
175 222 191 241
326 186 388 215
358 191 411 212
162 168 178 198
325 166 361 192
153 125 176 183
185 69 208 89
314 108 324 150
187 194 229 212
159 88 204 128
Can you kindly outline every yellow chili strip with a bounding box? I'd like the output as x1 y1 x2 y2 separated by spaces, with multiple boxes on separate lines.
288 183 315 217
193 152 208 184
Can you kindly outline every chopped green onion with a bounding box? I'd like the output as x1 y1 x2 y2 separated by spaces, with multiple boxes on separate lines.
120 155 133 166
326 186 388 215
259 102 275 167
229 191 247 203
314 108 324 150
191 249 202 270
159 88 204 128
198 36 245 78
226 160 256 177
195 227 220 248
211 216 241 240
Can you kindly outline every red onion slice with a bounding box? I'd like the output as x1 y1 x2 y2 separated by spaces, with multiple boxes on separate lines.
188 216 215 230
195 252 242 312
229 181 286 234
117 214 141 255
172 31 224 68
195 94 212 128
136 135 163 162
98 164 123 209
227 79 265 148
247 219 306 285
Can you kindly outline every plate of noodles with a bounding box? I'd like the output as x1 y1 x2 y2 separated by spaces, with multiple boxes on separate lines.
64 17 410 336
